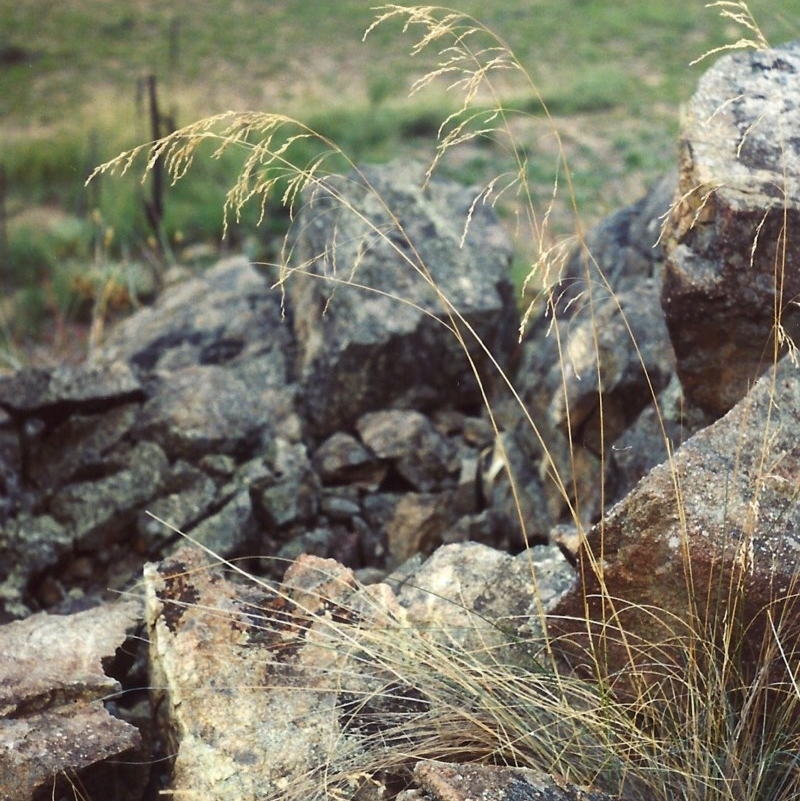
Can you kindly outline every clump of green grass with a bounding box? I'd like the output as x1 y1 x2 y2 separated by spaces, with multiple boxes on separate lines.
90 3 800 800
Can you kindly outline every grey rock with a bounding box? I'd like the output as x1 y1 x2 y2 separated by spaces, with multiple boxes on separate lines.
47 440 168 550
290 160 519 436
549 355 800 702
97 256 290 376
396 541 574 655
662 43 800 417
311 431 386 489
255 479 319 530
96 256 298 436
608 373 706 498
0 360 143 422
320 493 361 522
555 171 676 315
548 279 674 454
0 600 145 801
136 461 219 550
133 364 267 461
0 515 72 620
232 455 276 488
198 453 237 481
0 427 23 526
252 439 320 532
480 429 555 548
516 543 577 611
356 409 457 491
185 490 260 559
511 274 673 528
0 513 71 583
275 524 359 567
26 403 140 491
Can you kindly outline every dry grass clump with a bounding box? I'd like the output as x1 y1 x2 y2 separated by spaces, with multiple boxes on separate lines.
90 4 800 800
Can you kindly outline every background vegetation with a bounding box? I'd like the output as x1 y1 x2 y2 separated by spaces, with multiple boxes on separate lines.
1 0 799 361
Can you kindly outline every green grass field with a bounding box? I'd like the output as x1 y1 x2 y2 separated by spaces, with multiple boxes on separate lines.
1 0 799 356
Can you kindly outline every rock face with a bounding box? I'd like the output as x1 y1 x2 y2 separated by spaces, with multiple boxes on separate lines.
144 543 575 801
408 760 620 801
0 600 145 801
497 170 685 536
662 42 800 417
555 169 676 311
548 355 800 698
290 160 519 436
547 278 674 454
0 170 526 623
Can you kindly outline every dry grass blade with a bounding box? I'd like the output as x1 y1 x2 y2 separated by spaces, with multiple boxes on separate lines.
690 1 770 64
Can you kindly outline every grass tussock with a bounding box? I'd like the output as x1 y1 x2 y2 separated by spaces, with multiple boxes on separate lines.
91 4 800 800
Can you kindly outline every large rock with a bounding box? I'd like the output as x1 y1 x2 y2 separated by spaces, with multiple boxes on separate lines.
289 160 519 436
144 542 575 799
0 600 145 801
0 360 143 423
132 365 267 461
408 760 620 801
547 278 674 454
554 170 676 314
144 546 410 800
97 255 300 439
662 42 800 417
548 356 800 699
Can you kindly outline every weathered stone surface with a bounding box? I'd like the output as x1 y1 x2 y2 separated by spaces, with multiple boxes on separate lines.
548 356 800 697
145 540 575 799
0 514 72 620
0 600 145 801
356 409 457 491
97 256 290 379
548 279 674 454
312 431 386 488
184 490 260 559
275 523 361 568
395 541 574 651
26 403 140 490
555 170 676 314
408 760 620 801
133 365 267 461
136 461 219 550
97 256 299 436
662 42 800 417
47 440 169 550
0 360 143 422
290 160 518 436
252 438 321 532
144 547 407 801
